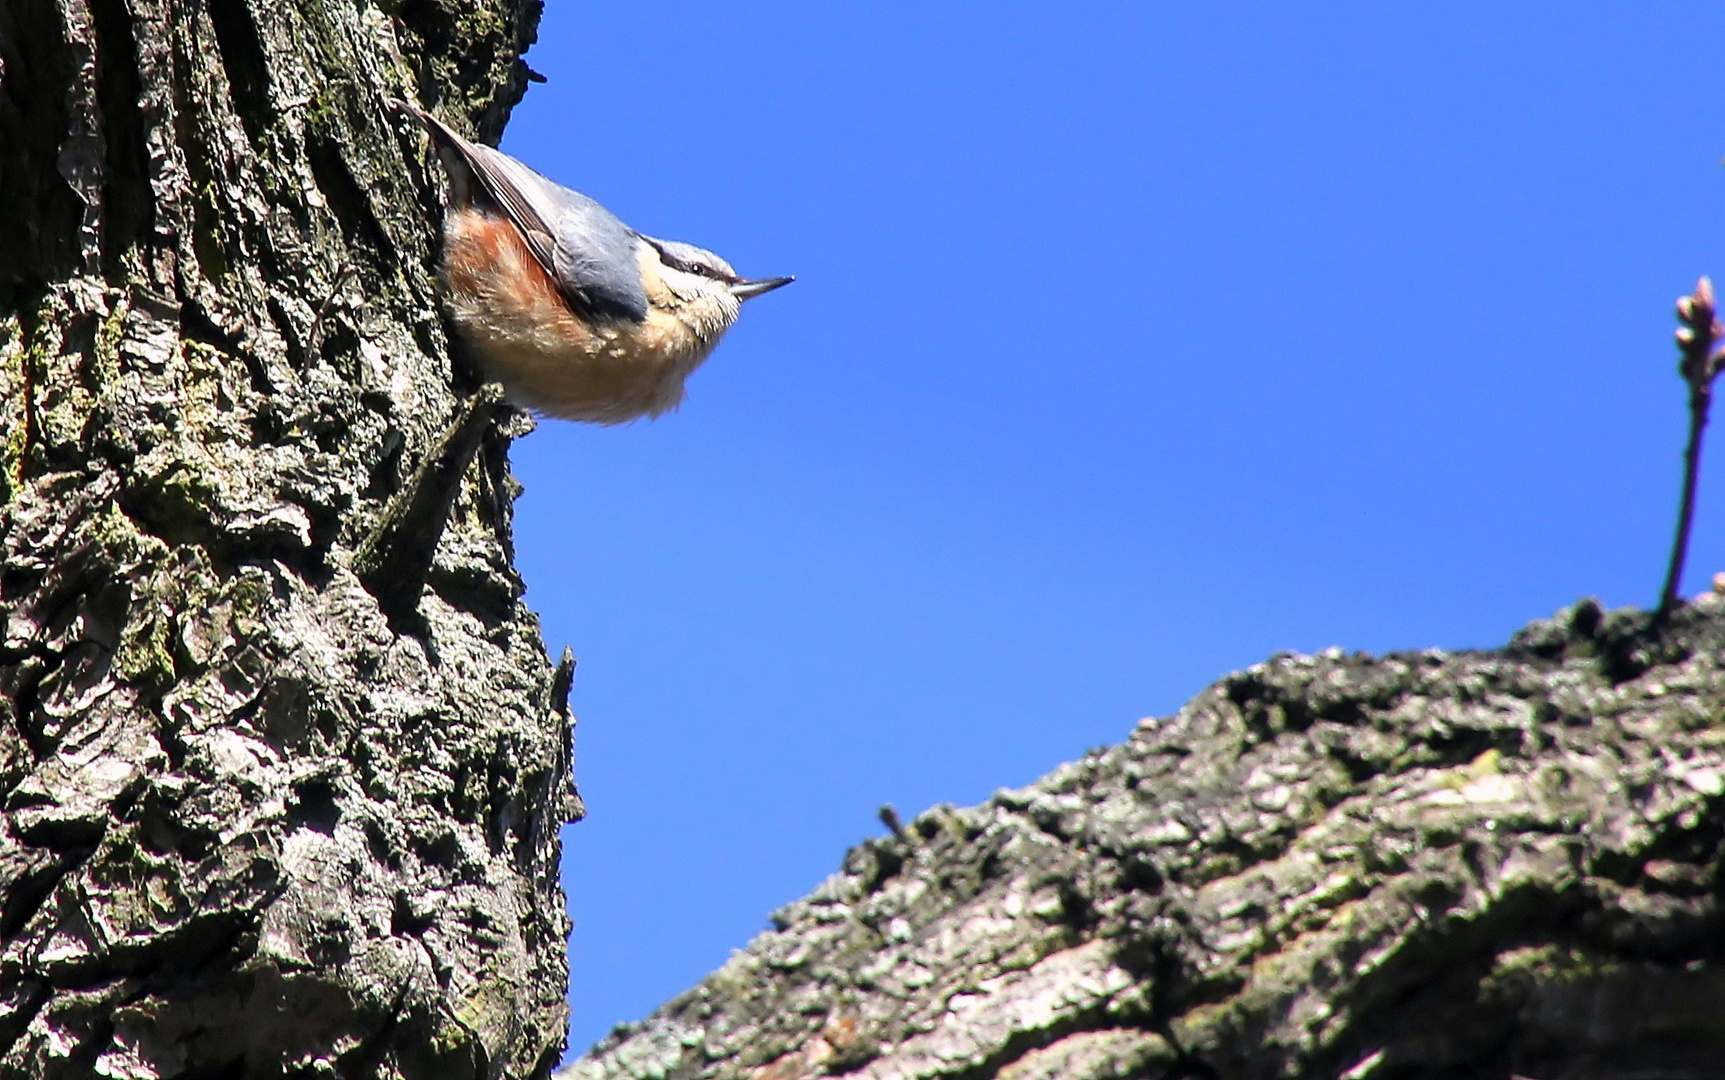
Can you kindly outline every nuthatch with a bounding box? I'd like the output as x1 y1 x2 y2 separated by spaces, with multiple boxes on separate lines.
397 101 792 423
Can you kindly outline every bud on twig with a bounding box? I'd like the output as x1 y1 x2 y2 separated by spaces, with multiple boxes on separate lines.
1675 276 1725 388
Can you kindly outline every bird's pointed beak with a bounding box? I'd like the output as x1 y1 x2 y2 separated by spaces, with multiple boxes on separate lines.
731 276 794 301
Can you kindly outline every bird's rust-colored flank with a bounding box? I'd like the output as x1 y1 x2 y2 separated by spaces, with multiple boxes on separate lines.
442 208 561 316
441 207 723 423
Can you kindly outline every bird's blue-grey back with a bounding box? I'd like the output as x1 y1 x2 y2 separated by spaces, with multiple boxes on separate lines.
440 132 650 324
546 184 650 324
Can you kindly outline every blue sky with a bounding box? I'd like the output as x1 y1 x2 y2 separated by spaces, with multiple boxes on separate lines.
498 4 1725 1058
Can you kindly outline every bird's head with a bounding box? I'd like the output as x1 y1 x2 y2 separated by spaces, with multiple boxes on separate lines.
638 236 792 342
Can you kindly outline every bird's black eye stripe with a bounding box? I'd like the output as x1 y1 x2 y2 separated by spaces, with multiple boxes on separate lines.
672 255 724 279
647 239 737 282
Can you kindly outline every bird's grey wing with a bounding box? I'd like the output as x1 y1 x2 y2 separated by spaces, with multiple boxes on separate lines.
538 181 652 324
403 103 648 322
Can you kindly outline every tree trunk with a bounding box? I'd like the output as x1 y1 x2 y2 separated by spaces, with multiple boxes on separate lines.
0 0 580 1073
562 602 1725 1080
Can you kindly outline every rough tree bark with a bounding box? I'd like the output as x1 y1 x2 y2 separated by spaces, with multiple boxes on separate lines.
563 602 1725 1080
0 0 581 1073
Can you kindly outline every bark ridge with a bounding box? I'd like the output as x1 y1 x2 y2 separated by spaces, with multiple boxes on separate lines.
564 602 1725 1080
0 0 578 1074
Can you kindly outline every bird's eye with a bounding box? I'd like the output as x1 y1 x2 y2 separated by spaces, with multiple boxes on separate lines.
680 259 727 281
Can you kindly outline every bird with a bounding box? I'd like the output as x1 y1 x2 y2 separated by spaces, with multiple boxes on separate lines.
395 100 792 424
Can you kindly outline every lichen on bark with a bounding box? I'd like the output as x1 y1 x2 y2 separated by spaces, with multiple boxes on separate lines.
0 0 579 1074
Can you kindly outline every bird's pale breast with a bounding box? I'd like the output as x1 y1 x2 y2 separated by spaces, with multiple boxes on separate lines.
440 208 714 423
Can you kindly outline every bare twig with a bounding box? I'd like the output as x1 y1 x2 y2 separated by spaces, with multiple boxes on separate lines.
878 804 906 840
305 262 358 363
354 382 505 633
1653 277 1725 632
